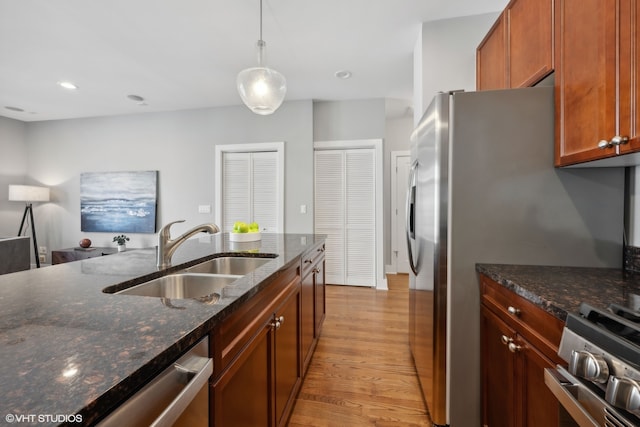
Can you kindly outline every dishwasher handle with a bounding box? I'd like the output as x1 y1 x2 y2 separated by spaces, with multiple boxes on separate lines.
151 356 213 427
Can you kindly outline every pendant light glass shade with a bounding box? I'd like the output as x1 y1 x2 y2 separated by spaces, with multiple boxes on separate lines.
237 2 287 115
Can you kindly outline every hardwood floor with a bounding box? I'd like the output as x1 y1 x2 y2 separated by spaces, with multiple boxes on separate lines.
288 280 432 426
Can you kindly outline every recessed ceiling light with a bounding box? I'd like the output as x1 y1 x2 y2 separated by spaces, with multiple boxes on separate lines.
127 94 144 102
335 70 352 80
57 81 78 90
4 106 24 112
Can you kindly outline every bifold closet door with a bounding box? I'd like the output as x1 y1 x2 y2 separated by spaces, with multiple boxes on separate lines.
221 151 279 233
314 149 375 286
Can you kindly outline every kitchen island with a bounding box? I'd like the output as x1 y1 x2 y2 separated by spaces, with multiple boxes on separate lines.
0 233 324 426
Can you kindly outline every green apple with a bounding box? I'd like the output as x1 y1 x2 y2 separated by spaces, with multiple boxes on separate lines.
233 221 249 233
249 222 260 232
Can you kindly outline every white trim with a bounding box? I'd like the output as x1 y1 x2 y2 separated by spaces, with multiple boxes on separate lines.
314 139 386 290
390 150 410 274
215 142 285 233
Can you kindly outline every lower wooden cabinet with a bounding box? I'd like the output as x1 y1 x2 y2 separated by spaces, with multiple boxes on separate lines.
480 274 564 427
211 263 302 427
301 242 326 374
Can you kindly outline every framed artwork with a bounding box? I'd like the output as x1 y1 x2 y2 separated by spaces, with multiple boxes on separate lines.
80 171 158 233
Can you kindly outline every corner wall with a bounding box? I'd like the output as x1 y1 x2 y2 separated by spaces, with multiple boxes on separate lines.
0 116 29 237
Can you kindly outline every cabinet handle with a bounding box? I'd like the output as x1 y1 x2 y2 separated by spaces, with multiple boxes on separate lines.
318 247 325 252
598 135 629 149
508 342 522 353
507 306 521 316
273 315 285 330
312 267 320 274
304 259 313 264
501 335 512 345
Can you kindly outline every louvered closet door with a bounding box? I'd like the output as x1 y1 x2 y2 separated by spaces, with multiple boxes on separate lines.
314 149 375 286
222 151 279 233
314 151 345 285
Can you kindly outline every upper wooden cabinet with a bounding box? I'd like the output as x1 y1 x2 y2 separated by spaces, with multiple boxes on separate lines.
477 13 507 90
508 0 554 87
477 0 553 91
555 0 640 166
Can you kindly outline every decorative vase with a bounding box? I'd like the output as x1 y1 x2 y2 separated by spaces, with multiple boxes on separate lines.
118 244 126 252
79 238 92 248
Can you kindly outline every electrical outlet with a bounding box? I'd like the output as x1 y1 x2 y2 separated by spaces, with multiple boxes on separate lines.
38 246 47 254
198 205 211 214
39 254 46 263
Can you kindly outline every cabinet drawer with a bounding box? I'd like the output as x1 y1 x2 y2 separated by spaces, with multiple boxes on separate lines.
301 243 325 278
480 274 563 360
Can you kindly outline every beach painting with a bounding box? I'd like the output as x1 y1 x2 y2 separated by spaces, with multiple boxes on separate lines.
81 171 158 233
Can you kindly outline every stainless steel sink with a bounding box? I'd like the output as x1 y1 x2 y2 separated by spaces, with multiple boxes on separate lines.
116 273 238 303
183 256 274 276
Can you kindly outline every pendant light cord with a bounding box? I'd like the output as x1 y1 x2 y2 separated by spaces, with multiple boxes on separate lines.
259 0 263 42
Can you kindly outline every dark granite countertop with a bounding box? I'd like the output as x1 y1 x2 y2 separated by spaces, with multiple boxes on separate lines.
0 233 324 426
476 264 640 321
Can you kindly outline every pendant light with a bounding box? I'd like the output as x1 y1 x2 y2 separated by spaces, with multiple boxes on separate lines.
237 0 286 115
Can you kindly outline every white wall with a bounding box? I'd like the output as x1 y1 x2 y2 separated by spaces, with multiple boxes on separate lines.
0 116 29 237
18 100 314 254
414 12 500 123
313 99 386 141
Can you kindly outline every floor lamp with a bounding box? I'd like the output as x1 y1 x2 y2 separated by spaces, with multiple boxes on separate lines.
8 185 50 268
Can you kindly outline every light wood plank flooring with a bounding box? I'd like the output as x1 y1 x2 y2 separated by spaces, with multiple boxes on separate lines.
288 278 432 426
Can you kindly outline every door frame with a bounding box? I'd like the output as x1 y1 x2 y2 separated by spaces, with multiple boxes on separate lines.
313 139 386 290
391 150 410 274
215 142 285 233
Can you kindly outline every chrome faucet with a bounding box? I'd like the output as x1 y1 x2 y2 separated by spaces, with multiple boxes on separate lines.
157 220 220 268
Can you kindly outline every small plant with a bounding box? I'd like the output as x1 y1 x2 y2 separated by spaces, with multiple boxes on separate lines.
113 235 130 245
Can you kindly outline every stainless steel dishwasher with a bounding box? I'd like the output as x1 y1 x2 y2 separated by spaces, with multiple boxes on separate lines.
98 336 212 427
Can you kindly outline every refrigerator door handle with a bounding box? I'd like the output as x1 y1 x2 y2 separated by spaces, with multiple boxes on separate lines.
406 160 418 275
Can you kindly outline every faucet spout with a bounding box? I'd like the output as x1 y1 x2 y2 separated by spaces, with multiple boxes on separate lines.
157 220 220 268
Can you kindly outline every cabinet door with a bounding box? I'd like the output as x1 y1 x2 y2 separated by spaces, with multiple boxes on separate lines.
619 0 640 154
477 12 507 90
212 321 272 427
274 288 301 427
555 0 619 165
508 0 553 87
300 268 315 374
518 336 560 427
481 306 517 427
314 259 326 336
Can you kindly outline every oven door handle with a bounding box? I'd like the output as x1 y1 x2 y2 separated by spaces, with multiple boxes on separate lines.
544 368 600 427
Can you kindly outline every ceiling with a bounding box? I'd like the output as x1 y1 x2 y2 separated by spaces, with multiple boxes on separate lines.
0 0 506 122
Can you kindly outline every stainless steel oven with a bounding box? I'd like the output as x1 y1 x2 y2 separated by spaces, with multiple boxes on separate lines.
545 303 640 427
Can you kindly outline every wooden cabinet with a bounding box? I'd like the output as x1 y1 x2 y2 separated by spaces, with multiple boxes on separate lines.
300 242 326 375
477 0 554 91
477 12 507 90
52 247 117 264
211 263 301 427
555 0 640 166
507 0 554 88
480 274 565 427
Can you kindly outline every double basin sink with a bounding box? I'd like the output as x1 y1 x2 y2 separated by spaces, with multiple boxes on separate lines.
108 256 276 304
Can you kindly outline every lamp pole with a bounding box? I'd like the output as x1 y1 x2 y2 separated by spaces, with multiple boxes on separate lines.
17 203 40 268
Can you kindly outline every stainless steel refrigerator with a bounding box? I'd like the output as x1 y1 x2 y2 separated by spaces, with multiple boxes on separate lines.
406 86 624 427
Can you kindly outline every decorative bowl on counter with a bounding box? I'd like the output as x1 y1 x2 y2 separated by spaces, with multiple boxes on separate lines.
229 232 261 242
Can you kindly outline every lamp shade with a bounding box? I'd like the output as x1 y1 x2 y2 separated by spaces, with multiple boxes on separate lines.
8 185 50 202
237 66 287 115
